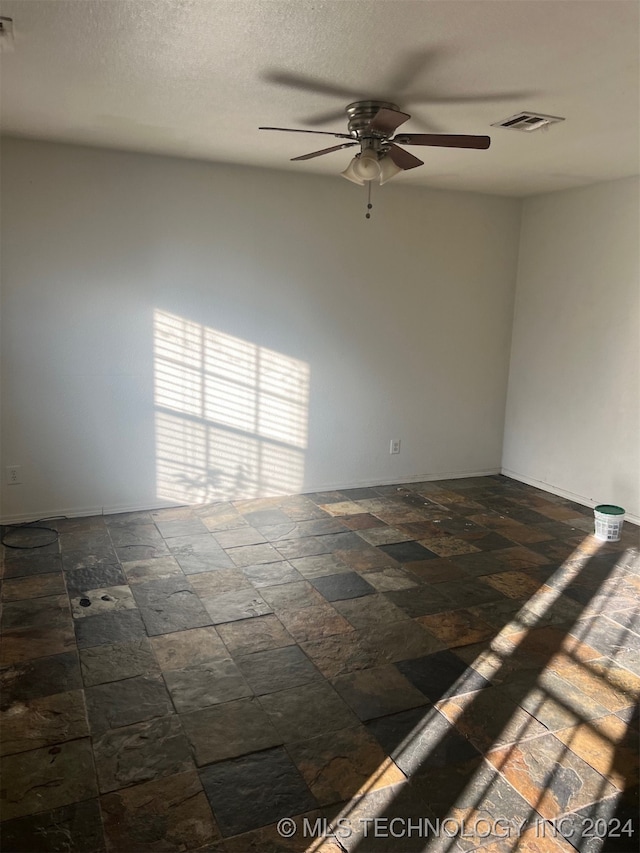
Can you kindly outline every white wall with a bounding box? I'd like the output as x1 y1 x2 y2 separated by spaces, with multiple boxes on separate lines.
0 138 521 521
503 178 640 522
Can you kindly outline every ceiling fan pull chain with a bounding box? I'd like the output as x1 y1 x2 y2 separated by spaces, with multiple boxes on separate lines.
365 181 373 219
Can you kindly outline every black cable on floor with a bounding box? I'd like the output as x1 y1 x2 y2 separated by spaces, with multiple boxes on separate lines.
1 517 65 549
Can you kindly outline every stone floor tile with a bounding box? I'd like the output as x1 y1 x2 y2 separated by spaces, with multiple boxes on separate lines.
62 547 121 572
61 530 112 552
242 508 293 528
200 504 248 533
199 747 316 836
300 631 381 679
114 542 170 562
64 563 127 595
331 664 429 721
164 659 252 712
364 620 446 663
223 811 343 853
74 609 147 649
553 713 639 790
155 516 210 539
359 566 418 591
279 495 333 522
480 570 545 600
151 625 229 669
260 580 325 612
507 682 610 732
378 541 440 563
131 575 213 635
263 518 349 543
2 553 63 578
200 588 273 624
101 770 220 852
0 738 98 820
433 578 507 608
276 603 354 643
396 649 491 702
92 715 193 793
1 571 66 601
434 686 547 753
0 798 106 852
188 568 252 596
241 561 304 588
416 608 496 648
492 545 553 571
85 674 174 733
213 525 267 549
180 697 282 765
0 651 82 707
554 793 639 853
121 555 184 584
1 623 77 666
403 557 466 584
310 571 376 602
70 585 137 619
366 706 480 776
286 725 406 806
356 526 414 546
167 534 235 573
418 536 480 557
1 688 89 756
449 550 507 577
108 523 165 549
258 681 359 742
486 732 619 820
333 593 409 630
1 478 637 852
216 614 295 657
289 553 351 578
1 594 71 630
236 645 322 695
226 543 284 567
385 585 452 618
80 637 159 686
333 544 396 572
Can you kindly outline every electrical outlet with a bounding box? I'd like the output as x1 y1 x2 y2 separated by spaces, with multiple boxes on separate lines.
6 465 21 485
390 440 401 455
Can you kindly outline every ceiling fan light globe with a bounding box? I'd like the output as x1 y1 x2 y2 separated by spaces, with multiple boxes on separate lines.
340 157 366 185
352 149 381 181
378 156 404 185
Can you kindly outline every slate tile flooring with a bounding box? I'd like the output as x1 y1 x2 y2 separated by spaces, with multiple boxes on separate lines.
1 475 639 852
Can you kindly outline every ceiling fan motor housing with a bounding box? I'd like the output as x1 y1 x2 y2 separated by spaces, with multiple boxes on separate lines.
346 100 400 151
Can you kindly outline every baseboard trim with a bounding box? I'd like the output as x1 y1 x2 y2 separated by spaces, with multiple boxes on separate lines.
501 467 640 526
0 468 502 525
0 498 182 526
302 468 502 495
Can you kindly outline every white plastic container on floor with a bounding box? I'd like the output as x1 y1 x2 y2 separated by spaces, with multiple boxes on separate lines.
593 504 625 541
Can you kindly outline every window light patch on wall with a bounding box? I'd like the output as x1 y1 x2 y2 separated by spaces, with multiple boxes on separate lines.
153 310 309 504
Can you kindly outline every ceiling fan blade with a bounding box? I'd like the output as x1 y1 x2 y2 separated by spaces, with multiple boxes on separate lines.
291 143 358 161
386 48 447 93
302 108 350 127
408 90 535 105
393 133 491 150
263 71 363 100
369 107 411 135
259 126 353 140
388 145 424 171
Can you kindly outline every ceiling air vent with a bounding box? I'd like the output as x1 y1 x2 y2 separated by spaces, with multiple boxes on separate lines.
491 112 565 132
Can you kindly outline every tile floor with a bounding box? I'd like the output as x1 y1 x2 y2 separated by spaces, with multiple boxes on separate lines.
0 475 638 852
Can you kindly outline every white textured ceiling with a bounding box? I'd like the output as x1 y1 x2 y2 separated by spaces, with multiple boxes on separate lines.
1 0 639 195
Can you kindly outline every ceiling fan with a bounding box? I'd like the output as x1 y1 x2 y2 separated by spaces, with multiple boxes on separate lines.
260 100 490 187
